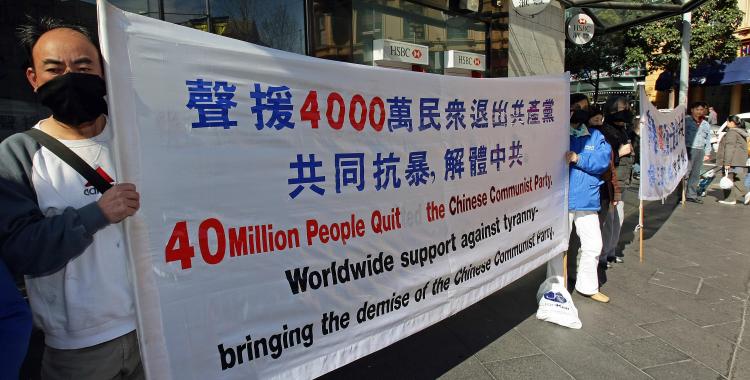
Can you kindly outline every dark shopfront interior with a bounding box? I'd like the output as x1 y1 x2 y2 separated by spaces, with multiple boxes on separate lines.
0 0 509 141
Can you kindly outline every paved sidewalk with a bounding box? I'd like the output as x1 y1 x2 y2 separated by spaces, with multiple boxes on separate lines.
323 180 750 379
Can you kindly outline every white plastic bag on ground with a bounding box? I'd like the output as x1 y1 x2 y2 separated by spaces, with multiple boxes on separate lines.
535 277 582 329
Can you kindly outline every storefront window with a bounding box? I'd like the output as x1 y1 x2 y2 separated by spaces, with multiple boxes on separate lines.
741 41 750 57
211 0 305 53
350 0 487 75
308 0 353 61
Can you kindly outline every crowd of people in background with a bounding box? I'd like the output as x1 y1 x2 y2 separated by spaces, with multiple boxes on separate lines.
562 94 750 305
684 101 750 206
559 93 639 304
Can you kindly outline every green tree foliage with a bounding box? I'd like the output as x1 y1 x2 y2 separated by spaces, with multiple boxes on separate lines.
566 32 627 103
624 0 743 73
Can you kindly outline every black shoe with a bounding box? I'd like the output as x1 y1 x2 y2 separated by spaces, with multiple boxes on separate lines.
686 198 703 204
614 257 624 264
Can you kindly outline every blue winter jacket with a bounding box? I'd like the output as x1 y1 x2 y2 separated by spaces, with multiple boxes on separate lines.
0 260 32 379
569 127 612 211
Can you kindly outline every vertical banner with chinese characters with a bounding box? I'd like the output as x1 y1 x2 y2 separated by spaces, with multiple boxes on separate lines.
98 2 570 379
638 87 688 201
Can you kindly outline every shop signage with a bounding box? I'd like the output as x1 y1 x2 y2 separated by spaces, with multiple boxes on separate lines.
566 13 595 45
373 39 429 66
444 50 485 71
512 0 551 16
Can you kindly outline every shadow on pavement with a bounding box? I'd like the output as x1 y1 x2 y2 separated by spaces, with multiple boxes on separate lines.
320 268 545 379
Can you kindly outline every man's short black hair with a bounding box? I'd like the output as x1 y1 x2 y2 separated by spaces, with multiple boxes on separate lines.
16 16 96 65
588 106 603 118
689 101 707 110
604 95 629 115
570 93 589 108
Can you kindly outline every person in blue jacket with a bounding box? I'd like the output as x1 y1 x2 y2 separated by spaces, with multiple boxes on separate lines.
548 97 612 303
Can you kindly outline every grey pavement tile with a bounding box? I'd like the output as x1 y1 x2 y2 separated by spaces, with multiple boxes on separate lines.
672 265 728 280
703 321 746 350
700 255 750 284
635 284 744 327
645 241 699 260
574 296 654 346
597 285 678 325
702 277 750 300
640 318 736 377
649 269 702 293
730 345 750 380
696 283 745 304
474 328 541 364
484 354 572 380
437 355 494 380
643 360 724 380
515 318 651 379
610 336 689 369
651 232 744 262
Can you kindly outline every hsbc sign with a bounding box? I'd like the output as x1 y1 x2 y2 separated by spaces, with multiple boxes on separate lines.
373 39 429 66
566 13 595 45
445 50 485 71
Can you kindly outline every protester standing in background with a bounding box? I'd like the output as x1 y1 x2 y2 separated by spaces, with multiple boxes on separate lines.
715 115 750 205
587 108 620 279
684 102 713 204
600 96 634 263
707 106 718 125
556 95 612 302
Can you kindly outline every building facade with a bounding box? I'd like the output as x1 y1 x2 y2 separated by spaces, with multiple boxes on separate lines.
0 0 565 141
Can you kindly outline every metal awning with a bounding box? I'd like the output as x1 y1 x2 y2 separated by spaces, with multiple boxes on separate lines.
720 56 750 85
559 0 709 34
571 77 638 97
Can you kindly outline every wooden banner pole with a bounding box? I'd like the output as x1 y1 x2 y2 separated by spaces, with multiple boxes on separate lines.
639 200 645 263
563 252 568 287
681 178 687 206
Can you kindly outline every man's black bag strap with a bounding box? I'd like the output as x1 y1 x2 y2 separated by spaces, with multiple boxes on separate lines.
24 128 113 194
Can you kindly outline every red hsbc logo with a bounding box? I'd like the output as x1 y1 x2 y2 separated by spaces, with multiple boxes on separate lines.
412 49 422 59
474 57 481 66
577 17 587 24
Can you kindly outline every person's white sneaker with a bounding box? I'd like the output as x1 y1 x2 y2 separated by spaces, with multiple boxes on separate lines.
744 192 750 205
719 200 737 205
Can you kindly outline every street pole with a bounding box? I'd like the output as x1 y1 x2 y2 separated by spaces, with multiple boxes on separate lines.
158 0 165 21
679 12 691 206
205 0 212 34
679 12 691 107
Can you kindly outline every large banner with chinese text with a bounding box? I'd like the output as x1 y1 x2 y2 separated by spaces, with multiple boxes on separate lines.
98 2 570 379
638 87 688 201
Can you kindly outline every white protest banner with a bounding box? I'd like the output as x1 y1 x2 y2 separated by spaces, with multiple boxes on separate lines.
638 87 689 201
98 2 570 379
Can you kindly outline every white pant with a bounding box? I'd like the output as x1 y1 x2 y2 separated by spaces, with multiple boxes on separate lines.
546 211 603 295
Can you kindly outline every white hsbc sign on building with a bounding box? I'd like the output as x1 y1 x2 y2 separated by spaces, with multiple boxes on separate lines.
373 39 429 66
444 50 485 71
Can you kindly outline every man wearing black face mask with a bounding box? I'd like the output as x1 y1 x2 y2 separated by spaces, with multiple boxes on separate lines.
0 18 143 379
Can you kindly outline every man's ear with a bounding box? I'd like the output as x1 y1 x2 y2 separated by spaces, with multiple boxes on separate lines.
26 67 38 92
